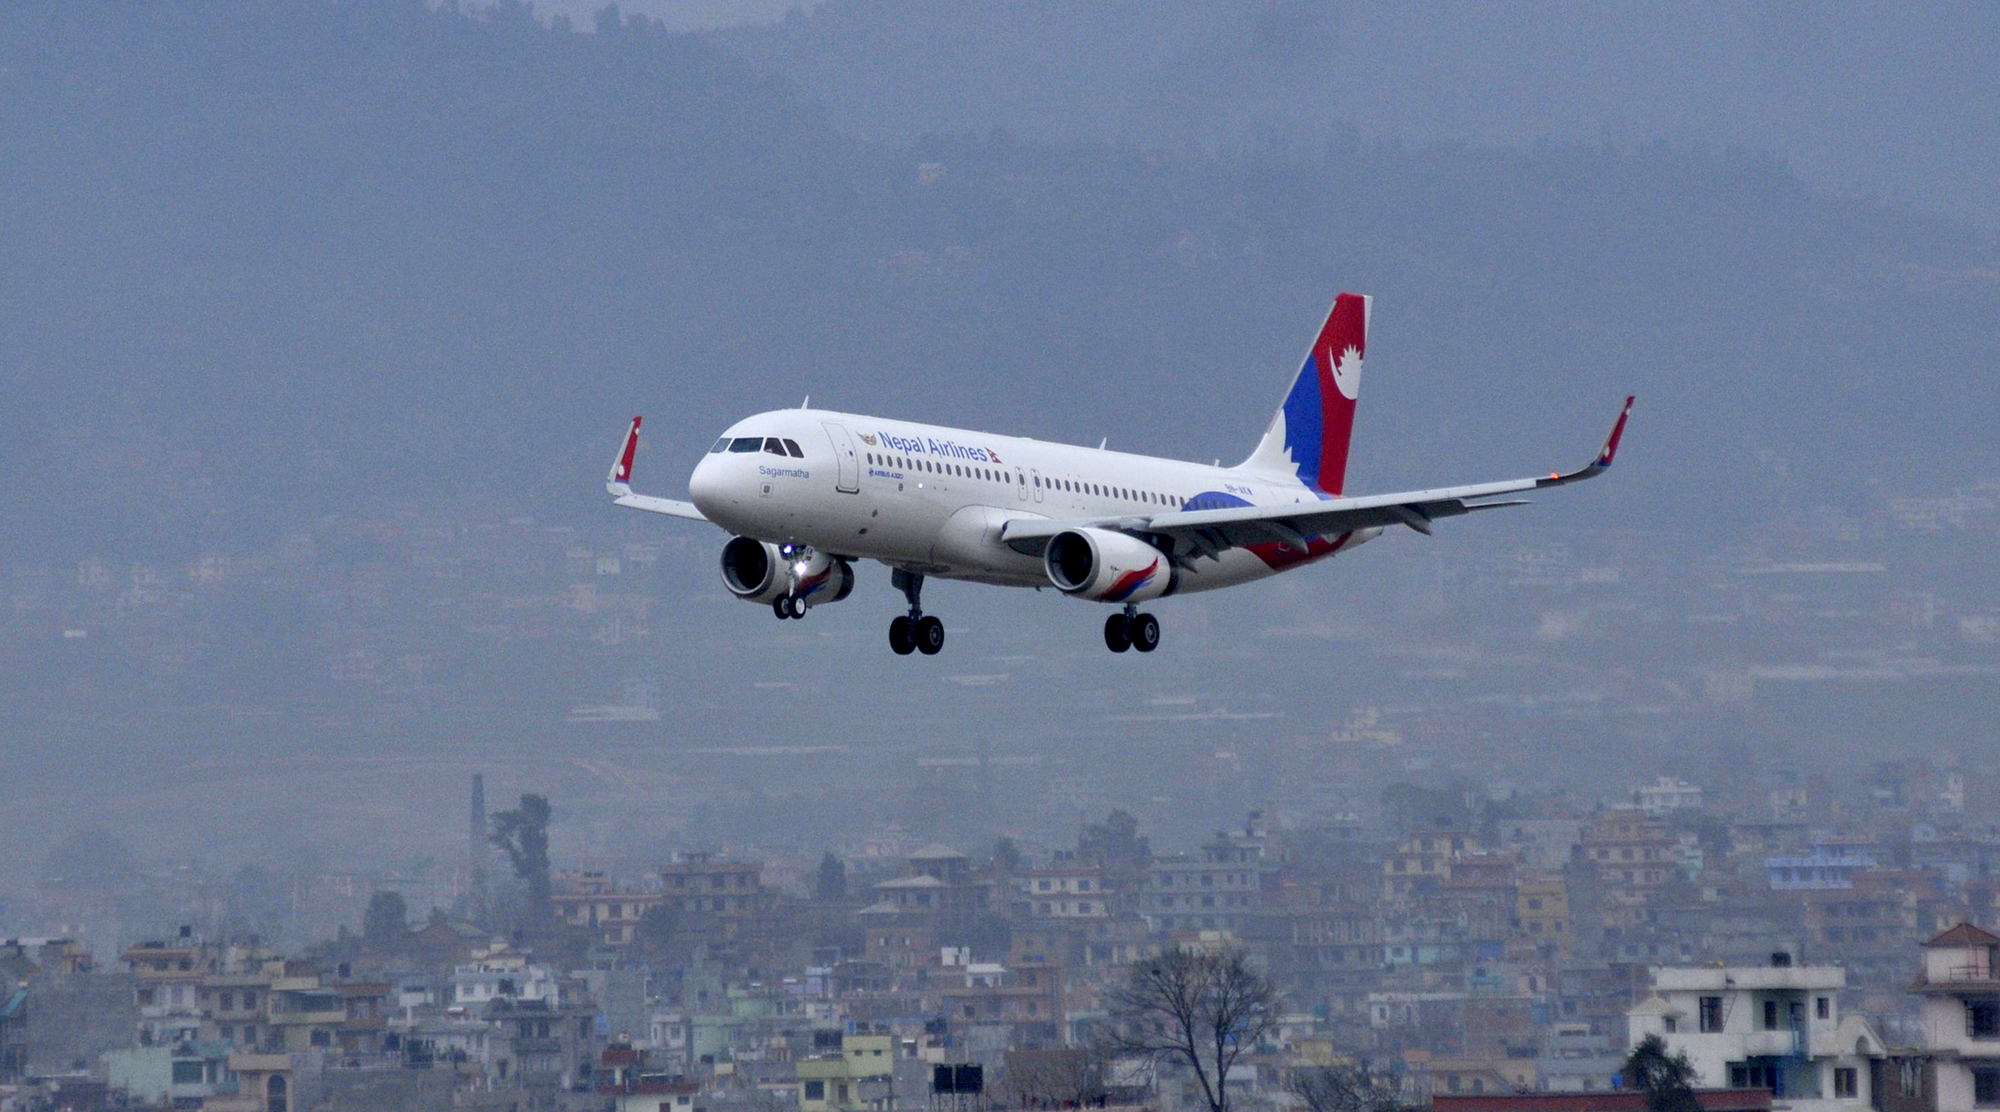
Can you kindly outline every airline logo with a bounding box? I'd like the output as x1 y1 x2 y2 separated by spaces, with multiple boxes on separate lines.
874 431 1002 464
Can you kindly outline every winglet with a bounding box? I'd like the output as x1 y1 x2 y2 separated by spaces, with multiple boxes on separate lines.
1532 397 1634 490
607 416 641 496
1596 395 1635 468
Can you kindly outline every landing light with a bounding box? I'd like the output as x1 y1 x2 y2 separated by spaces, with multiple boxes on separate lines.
793 561 810 576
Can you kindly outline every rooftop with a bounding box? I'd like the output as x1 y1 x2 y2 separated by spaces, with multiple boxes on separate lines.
1650 964 1845 992
1926 922 2000 947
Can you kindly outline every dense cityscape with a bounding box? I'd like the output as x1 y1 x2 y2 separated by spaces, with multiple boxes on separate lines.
6 2 2000 1112
11 760 2000 1110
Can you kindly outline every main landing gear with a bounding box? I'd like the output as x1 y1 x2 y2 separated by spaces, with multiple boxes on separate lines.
888 569 944 656
772 595 807 620
1104 606 1160 654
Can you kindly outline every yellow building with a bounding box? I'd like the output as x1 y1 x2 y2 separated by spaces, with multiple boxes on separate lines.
1515 872 1571 955
1382 834 1478 900
797 1034 895 1112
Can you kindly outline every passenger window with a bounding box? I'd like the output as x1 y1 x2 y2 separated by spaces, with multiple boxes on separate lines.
764 438 787 455
729 437 762 452
783 439 804 457
710 438 730 453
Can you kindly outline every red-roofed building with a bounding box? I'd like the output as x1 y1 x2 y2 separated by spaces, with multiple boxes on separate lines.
1434 1090 1772 1112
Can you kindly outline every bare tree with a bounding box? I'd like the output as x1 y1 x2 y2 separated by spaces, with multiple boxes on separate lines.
1107 947 1278 1112
1286 1065 1407 1112
1003 1046 1108 1109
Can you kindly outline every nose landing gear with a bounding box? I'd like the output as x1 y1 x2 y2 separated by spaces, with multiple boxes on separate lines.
888 569 944 655
772 595 806 620
1105 606 1159 653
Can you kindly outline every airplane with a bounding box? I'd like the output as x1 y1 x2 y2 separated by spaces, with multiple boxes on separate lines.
605 292 1632 656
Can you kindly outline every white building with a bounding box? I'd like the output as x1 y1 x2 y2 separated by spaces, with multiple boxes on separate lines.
1626 957 1883 1112
1636 776 1705 816
1908 922 2000 1112
1016 866 1110 919
451 944 558 1005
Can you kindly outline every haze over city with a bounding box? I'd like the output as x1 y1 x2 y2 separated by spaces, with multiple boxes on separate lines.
1 4 1997 1111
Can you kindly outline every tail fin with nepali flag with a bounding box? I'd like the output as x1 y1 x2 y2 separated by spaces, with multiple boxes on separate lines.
1239 292 1369 496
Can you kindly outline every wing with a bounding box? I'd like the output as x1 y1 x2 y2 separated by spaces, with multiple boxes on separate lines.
613 492 708 521
1000 396 1632 559
605 416 711 523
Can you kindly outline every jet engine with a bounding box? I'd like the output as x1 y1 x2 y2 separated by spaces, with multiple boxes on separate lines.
720 537 854 608
1044 528 1174 603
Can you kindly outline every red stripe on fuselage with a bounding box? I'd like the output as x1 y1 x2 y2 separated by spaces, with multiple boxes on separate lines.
1246 531 1351 571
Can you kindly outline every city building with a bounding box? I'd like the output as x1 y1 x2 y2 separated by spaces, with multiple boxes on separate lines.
1905 922 2000 1112
1625 955 1884 1111
1636 777 1706 817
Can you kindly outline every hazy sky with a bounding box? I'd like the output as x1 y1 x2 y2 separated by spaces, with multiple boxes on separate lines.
711 1 2000 232
3 1 1995 925
523 0 820 32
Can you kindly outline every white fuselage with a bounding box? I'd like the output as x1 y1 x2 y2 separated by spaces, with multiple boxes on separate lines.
687 408 1372 598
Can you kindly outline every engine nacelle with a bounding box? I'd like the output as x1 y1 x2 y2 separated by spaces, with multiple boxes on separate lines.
721 536 788 603
1044 528 1174 603
791 548 856 608
720 537 855 608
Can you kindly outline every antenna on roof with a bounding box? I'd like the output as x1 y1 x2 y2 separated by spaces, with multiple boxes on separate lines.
802 395 810 409
1098 437 1107 450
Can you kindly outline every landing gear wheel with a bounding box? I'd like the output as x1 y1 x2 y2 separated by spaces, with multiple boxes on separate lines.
788 596 807 619
773 597 792 620
889 616 916 655
915 615 945 655
1104 614 1131 653
1130 612 1160 652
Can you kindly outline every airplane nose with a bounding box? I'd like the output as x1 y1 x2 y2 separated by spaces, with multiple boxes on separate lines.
688 456 723 512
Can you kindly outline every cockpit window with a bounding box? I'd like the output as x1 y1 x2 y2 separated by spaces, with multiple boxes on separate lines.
709 438 731 453
782 439 804 458
728 437 762 453
764 438 788 456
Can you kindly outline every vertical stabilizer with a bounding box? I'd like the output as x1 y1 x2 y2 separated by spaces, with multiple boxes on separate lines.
1239 292 1369 496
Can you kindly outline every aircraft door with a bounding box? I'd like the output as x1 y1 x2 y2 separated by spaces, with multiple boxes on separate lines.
822 422 861 493
1031 467 1044 503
